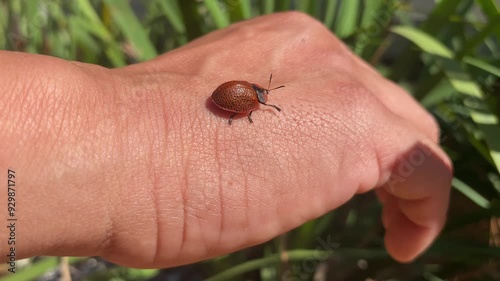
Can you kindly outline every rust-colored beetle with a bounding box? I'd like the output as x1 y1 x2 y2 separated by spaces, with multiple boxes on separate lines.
211 74 284 125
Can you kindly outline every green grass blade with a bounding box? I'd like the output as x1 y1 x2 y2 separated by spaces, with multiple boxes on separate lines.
205 249 388 281
458 0 475 15
178 0 203 41
475 0 500 40
334 0 360 38
204 0 230 28
275 0 290 11
313 211 336 236
442 58 500 173
429 240 500 258
292 220 316 249
222 0 252 21
389 0 461 81
391 26 500 166
452 178 490 208
241 0 252 19
103 0 157 61
103 47 127 67
392 17 500 98
261 0 275 14
157 0 187 34
22 0 40 53
475 0 500 20
70 15 125 66
323 0 338 28
74 0 126 66
456 15 500 59
206 254 281 281
297 0 311 14
445 208 500 231
76 0 112 40
69 16 95 59
360 0 385 28
420 79 454 107
421 0 461 31
391 26 454 59
0 1 7 48
296 0 318 17
0 257 84 281
356 0 394 57
224 0 243 22
308 0 320 18
464 56 500 77
5 1 22 51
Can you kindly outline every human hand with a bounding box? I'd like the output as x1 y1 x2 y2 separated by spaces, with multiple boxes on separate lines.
0 12 451 268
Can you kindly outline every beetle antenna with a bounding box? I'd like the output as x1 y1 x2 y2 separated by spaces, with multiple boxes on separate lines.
269 85 285 92
267 73 284 92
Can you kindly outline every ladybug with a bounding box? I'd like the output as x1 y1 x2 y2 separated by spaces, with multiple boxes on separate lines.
211 74 284 125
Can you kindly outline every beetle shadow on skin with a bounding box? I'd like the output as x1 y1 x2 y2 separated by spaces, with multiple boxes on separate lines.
205 97 280 125
205 96 251 124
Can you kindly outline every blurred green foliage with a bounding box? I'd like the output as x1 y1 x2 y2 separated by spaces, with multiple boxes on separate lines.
1 0 499 280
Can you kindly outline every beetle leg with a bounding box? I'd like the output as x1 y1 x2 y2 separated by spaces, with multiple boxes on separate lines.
228 113 238 125
262 103 281 112
248 111 254 123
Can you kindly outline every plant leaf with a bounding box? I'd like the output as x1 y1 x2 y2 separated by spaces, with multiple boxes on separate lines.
103 0 157 61
391 26 454 59
452 177 490 208
442 58 500 173
204 0 230 28
334 0 360 38
157 0 186 34
464 56 500 78
323 0 338 29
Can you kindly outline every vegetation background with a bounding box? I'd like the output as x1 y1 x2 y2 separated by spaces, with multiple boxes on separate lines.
1 0 499 280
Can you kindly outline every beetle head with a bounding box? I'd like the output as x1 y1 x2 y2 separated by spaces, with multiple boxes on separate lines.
252 73 285 105
252 84 268 104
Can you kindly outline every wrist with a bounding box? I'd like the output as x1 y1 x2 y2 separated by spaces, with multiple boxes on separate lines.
0 51 115 260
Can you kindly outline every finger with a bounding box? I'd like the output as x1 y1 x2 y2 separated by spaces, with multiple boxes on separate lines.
384 205 442 262
373 118 452 261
